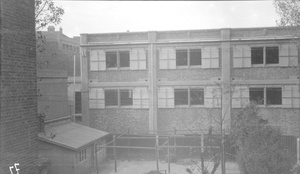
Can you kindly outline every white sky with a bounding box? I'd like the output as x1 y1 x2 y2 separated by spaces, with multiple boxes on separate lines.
53 1 280 38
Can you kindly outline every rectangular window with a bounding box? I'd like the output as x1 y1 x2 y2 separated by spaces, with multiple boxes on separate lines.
174 87 204 106
106 51 130 69
190 88 204 105
176 49 202 67
251 47 263 64
266 47 279 64
106 52 117 68
175 89 188 105
104 89 133 107
105 89 118 106
190 49 202 66
176 50 188 66
249 87 282 106
119 51 130 68
266 87 282 105
120 89 133 106
75 92 82 114
249 88 264 105
95 141 104 153
251 46 279 65
79 149 87 162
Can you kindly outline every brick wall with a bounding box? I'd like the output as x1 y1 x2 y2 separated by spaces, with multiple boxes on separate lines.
0 0 38 174
90 109 149 134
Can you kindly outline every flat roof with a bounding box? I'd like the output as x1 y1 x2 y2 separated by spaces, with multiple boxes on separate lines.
38 122 109 151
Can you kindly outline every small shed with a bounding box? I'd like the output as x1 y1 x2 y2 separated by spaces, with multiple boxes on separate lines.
38 122 109 174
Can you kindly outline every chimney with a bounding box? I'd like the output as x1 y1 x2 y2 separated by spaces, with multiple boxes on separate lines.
59 27 63 33
48 26 55 32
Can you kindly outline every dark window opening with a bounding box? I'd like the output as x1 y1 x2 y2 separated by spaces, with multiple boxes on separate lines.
190 88 204 105
267 87 282 105
176 50 188 66
119 51 130 67
251 47 263 64
174 89 188 105
190 49 201 66
75 92 82 114
249 88 264 105
266 47 279 64
105 89 118 106
106 52 117 68
120 89 133 106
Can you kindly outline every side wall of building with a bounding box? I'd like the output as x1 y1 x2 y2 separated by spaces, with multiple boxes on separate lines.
0 0 38 173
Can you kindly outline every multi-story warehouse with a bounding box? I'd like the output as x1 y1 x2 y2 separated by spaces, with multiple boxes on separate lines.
80 27 300 136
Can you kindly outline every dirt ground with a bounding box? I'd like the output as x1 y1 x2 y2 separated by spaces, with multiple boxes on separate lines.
92 160 239 174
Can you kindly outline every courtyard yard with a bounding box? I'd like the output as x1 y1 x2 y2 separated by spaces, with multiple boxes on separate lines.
93 160 239 174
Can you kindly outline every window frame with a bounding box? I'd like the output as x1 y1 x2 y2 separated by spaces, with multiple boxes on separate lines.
251 45 280 67
104 88 133 108
249 86 282 107
105 50 130 70
174 86 204 108
94 141 104 154
79 148 87 163
175 48 202 68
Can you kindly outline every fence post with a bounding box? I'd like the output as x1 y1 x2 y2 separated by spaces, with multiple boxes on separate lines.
168 136 170 174
156 135 159 173
297 138 300 164
113 135 117 172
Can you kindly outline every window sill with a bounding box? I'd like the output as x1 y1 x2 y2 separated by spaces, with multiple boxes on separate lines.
265 64 279 67
119 67 130 70
176 66 189 69
189 65 202 69
105 106 119 108
175 105 189 108
266 105 282 108
120 105 133 109
251 64 264 68
106 67 118 70
79 159 87 164
190 105 205 108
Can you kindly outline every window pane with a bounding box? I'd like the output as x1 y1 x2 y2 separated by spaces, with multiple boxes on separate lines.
251 47 263 64
267 87 282 105
105 89 118 106
120 89 133 106
119 51 130 67
266 47 279 64
75 92 82 114
190 49 201 66
176 50 188 66
249 88 264 105
106 52 117 68
174 89 188 105
190 88 204 105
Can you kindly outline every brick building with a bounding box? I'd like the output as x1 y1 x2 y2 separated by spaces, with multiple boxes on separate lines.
37 26 80 77
37 26 82 122
0 0 38 173
80 27 300 136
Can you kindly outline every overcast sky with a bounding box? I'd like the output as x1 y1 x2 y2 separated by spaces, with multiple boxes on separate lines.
53 1 280 37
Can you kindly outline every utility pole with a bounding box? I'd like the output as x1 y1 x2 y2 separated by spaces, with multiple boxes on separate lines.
73 53 76 122
221 28 232 174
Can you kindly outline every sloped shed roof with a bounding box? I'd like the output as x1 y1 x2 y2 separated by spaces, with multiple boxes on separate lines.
38 122 109 151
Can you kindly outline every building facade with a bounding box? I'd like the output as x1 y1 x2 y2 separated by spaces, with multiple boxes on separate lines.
80 27 300 136
0 0 38 173
37 26 80 77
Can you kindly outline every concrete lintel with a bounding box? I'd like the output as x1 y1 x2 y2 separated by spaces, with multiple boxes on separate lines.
158 81 221 86
233 79 299 85
89 81 149 88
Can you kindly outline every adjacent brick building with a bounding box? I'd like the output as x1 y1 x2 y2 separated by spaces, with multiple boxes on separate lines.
81 27 300 136
0 0 38 173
